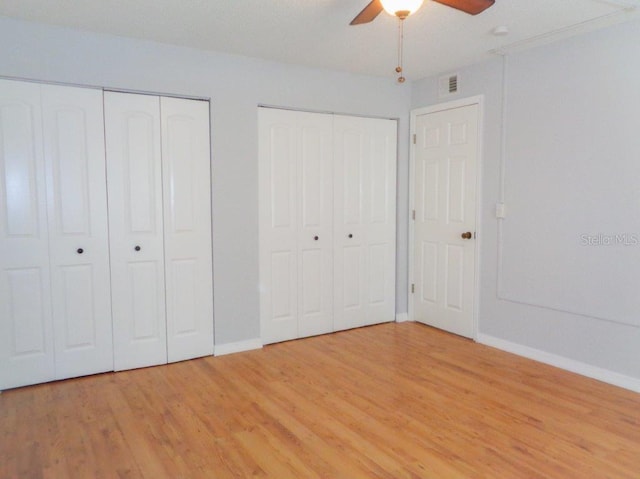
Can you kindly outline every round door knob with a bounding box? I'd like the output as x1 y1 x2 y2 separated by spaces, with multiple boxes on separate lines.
314 236 319 241
134 245 141 251
76 248 84 254
461 232 473 240
348 234 353 238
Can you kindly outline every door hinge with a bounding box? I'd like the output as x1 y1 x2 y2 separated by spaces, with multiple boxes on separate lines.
413 134 416 144
412 210 416 220
411 284 415 294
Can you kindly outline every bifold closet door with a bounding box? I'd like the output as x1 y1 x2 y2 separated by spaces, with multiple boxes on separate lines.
259 108 333 344
105 92 214 370
260 108 398 345
105 92 167 371
333 116 397 331
0 80 112 390
161 97 214 363
42 84 113 379
0 80 55 389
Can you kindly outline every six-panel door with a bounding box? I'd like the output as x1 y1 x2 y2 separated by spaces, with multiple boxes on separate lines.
413 104 478 338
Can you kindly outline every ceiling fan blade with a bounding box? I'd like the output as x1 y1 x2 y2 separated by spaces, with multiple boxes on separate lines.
432 0 495 15
350 0 384 25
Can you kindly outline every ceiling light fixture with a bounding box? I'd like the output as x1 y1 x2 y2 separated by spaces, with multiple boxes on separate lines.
380 0 424 19
380 0 425 83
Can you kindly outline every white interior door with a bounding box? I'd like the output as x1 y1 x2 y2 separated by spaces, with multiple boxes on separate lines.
42 84 113 379
412 103 478 338
160 97 214 363
333 115 397 331
259 108 333 344
105 91 168 371
0 80 55 390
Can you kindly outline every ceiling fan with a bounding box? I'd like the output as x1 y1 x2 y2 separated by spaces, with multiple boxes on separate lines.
350 0 495 82
350 0 495 25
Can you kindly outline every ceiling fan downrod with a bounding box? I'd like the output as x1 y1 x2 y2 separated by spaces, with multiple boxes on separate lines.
396 17 406 83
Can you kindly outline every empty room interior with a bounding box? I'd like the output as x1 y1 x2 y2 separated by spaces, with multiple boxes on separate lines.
1 0 640 477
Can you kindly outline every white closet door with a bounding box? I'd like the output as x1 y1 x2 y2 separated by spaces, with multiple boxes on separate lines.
105 92 167 371
333 116 397 331
296 112 333 338
0 80 55 390
259 108 299 344
160 97 213 363
42 85 113 379
259 108 333 344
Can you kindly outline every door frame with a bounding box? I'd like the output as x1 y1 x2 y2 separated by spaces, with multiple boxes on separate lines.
408 95 484 340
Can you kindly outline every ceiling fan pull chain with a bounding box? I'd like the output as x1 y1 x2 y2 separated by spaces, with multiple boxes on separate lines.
396 18 406 83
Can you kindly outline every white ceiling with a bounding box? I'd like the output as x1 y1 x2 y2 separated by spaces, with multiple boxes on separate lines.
1 0 639 81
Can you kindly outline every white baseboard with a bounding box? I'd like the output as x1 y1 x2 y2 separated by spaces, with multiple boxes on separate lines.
214 338 263 356
395 312 410 323
477 333 640 394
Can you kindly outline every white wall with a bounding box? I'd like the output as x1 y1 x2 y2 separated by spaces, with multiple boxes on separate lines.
412 19 640 386
0 16 412 346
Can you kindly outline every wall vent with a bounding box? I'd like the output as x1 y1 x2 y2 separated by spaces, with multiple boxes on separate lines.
439 73 459 97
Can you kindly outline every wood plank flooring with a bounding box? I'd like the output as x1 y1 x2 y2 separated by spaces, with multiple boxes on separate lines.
1 322 639 478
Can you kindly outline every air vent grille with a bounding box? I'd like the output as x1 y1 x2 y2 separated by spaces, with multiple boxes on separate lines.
439 73 459 97
449 75 458 93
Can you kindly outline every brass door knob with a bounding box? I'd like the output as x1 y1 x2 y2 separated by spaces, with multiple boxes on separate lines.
461 232 472 240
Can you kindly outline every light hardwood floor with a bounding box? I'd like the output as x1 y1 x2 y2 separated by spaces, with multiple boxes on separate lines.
1 322 639 478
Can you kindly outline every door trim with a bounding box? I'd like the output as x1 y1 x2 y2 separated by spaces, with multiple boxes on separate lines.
408 95 484 340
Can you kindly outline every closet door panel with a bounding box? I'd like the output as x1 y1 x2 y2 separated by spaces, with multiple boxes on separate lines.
333 116 397 330
364 120 397 325
42 84 113 379
333 120 367 331
0 80 55 389
297 118 333 338
161 97 213 362
105 92 167 371
259 109 299 344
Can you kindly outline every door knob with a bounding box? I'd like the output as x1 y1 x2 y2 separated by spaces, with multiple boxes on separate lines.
348 234 353 238
461 232 472 240
314 236 319 241
76 248 84 254
134 245 141 251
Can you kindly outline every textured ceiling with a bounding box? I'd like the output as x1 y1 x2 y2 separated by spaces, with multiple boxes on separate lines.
0 0 638 80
